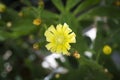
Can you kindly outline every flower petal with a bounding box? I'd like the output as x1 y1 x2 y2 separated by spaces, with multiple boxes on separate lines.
62 47 69 55
45 30 54 42
56 45 62 53
64 43 71 50
46 43 54 50
56 24 62 33
68 32 76 43
47 25 57 34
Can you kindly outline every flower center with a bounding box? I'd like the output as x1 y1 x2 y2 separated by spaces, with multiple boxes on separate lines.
56 36 65 44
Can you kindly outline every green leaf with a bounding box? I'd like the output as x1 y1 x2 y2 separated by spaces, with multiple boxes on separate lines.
77 6 120 21
67 56 79 68
51 0 64 12
21 0 31 6
73 0 100 15
0 35 5 41
3 8 18 21
11 19 35 38
0 31 12 41
41 10 59 19
66 0 81 11
59 13 79 33
60 57 112 80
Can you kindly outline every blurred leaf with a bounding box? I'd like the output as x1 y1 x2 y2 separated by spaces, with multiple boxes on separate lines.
21 0 31 6
0 34 5 41
66 0 81 11
77 6 120 21
75 33 88 55
60 57 112 80
67 56 79 68
59 12 79 33
2 9 19 22
51 0 64 12
0 31 12 41
11 19 35 38
73 0 100 15
41 10 59 19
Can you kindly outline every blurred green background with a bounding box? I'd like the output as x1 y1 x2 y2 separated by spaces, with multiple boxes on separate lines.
0 0 120 80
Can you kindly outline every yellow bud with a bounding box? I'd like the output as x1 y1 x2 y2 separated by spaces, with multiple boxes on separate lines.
6 22 12 28
33 18 41 26
104 68 108 73
38 0 44 7
33 43 39 50
73 51 80 59
55 74 60 78
29 35 34 41
115 1 120 6
0 3 6 13
103 45 112 55
18 12 23 17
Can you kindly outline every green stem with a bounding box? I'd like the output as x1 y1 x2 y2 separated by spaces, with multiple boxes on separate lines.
96 49 101 63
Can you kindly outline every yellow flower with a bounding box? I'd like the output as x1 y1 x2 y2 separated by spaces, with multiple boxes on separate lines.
44 23 76 55
33 18 41 26
103 45 112 55
0 3 6 12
